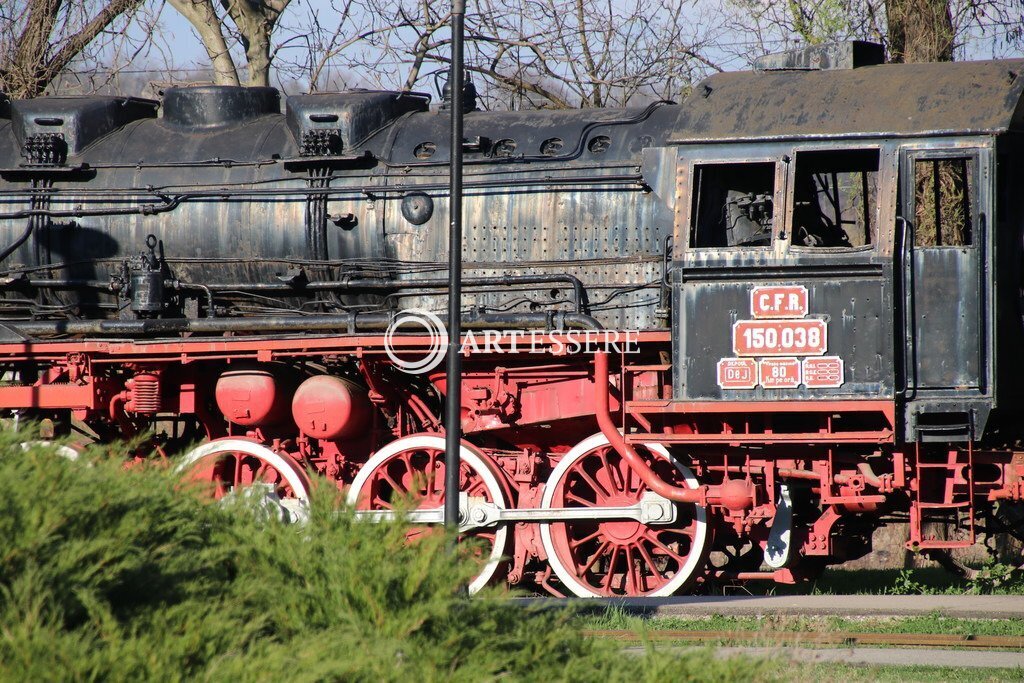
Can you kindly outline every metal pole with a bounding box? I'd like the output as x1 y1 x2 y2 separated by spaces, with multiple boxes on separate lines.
444 0 466 532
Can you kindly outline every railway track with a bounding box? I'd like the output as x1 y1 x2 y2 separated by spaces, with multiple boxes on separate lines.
584 629 1024 650
545 594 1024 620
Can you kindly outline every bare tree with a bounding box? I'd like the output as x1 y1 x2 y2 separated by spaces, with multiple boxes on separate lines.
729 0 886 47
464 0 656 107
269 0 416 93
167 0 292 87
465 0 724 108
166 0 239 85
281 0 724 109
162 0 1023 106
886 0 955 62
887 0 1023 62
0 0 148 98
724 0 1023 64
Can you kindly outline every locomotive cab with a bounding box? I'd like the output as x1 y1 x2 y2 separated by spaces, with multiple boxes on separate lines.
668 48 1024 446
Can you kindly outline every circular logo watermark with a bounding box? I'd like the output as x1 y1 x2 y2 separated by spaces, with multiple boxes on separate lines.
384 309 449 374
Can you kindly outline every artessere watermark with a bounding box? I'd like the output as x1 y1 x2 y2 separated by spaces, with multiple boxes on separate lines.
384 308 641 375
384 309 449 374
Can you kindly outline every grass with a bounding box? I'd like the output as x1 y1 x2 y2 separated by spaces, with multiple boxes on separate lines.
701 566 1024 598
0 434 773 682
780 663 1023 682
793 567 1024 596
4 433 1022 681
586 610 1024 680
582 608 1024 638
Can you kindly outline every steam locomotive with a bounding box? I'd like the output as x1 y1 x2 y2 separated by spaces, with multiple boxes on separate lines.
1 40 1022 596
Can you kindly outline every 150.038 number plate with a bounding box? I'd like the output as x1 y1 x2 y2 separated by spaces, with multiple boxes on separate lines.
733 319 827 357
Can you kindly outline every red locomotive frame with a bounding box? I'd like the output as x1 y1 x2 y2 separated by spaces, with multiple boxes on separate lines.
3 329 1019 597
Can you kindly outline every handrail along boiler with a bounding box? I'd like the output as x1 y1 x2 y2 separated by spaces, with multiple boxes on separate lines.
0 41 1022 596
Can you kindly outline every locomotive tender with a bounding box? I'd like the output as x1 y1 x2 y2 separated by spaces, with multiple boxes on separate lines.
1 41 1023 596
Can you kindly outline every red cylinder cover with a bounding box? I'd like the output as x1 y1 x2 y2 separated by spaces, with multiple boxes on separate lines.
215 369 290 427
291 375 370 441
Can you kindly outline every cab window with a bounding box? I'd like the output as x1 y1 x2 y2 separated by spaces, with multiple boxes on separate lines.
791 149 879 248
690 162 775 248
914 157 973 246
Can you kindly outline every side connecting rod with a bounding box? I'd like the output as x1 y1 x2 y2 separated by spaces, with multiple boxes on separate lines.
353 492 677 532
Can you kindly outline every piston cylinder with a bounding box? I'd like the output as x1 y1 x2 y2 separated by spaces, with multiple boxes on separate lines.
291 375 371 441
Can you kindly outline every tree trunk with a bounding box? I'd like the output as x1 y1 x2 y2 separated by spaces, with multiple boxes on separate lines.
167 0 240 85
885 0 954 63
220 0 291 87
242 31 272 87
3 0 61 97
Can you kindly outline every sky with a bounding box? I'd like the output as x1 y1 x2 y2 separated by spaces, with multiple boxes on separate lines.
91 0 1023 98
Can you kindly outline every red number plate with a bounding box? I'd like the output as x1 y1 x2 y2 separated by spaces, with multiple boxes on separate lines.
803 356 845 388
759 358 801 389
750 285 808 319
733 319 827 357
717 358 757 389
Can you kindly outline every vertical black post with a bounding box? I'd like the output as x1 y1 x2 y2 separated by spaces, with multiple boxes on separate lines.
444 0 466 532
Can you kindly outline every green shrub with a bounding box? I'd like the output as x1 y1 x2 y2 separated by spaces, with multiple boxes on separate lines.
0 435 772 682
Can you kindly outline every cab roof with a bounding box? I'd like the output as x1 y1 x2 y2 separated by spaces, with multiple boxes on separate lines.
672 58 1024 143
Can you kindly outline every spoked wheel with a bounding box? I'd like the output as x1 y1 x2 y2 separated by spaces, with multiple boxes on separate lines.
177 438 312 523
19 441 82 460
540 432 709 597
346 434 510 594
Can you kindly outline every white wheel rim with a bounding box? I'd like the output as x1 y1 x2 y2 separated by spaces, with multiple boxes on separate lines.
20 441 81 461
347 434 508 595
177 438 311 523
539 432 708 598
